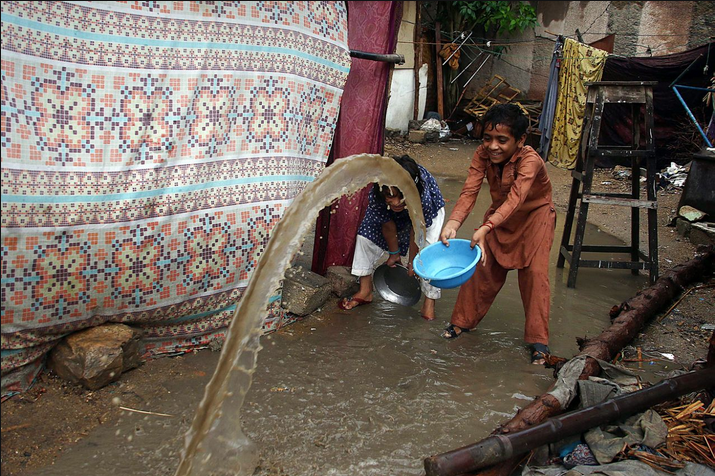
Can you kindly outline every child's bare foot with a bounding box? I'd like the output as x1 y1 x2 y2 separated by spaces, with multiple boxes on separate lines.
420 298 436 321
338 293 373 310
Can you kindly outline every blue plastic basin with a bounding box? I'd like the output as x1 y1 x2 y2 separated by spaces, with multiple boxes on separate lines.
412 239 481 289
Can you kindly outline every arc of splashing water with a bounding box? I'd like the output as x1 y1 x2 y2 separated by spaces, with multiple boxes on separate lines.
175 154 427 476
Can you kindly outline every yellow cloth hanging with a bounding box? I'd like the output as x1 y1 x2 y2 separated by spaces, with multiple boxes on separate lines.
548 38 608 169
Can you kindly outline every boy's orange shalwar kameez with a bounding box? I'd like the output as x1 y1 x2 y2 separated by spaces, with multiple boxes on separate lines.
449 145 556 345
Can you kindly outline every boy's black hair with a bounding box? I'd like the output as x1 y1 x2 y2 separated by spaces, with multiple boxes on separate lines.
481 103 528 140
373 154 424 205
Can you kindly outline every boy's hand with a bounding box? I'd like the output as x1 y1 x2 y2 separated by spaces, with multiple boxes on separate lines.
440 220 460 245
386 253 401 267
471 226 489 267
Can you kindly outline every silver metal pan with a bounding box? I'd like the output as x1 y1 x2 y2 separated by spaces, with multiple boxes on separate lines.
373 263 421 307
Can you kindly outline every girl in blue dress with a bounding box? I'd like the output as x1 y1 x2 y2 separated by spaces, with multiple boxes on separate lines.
338 155 446 320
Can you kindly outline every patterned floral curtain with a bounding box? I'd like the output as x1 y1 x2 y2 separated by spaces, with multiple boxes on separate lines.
1 1 351 399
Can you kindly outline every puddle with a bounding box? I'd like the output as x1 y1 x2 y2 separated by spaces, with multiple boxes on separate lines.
34 172 650 476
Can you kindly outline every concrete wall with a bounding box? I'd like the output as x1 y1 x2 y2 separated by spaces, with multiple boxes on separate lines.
451 1 710 102
385 1 421 132
395 0 416 70
385 66 427 133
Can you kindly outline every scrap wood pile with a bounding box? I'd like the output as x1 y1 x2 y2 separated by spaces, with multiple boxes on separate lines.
622 395 715 474
656 397 715 468
462 74 542 134
582 390 713 474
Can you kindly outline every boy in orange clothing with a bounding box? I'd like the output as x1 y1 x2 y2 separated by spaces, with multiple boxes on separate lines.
439 104 556 364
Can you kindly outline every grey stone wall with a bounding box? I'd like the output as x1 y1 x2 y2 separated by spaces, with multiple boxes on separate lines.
457 1 710 102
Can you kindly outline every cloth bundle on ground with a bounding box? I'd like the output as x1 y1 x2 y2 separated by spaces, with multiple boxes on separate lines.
523 358 711 476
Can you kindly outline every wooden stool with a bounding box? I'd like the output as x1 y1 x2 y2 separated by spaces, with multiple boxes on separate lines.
557 81 659 288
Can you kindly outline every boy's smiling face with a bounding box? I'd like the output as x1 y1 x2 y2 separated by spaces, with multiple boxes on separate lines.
482 123 526 165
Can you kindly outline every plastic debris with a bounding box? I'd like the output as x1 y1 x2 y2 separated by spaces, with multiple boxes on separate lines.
658 162 689 188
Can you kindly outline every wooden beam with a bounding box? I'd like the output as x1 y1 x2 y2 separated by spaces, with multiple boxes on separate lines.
435 21 444 118
413 2 421 121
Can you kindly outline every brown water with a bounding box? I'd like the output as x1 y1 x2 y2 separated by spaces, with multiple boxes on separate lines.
33 171 654 476
175 154 427 476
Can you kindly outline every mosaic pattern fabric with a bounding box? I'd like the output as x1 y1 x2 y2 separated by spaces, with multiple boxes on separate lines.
1 1 351 398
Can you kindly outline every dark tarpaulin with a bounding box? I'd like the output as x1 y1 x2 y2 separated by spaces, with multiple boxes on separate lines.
597 42 714 168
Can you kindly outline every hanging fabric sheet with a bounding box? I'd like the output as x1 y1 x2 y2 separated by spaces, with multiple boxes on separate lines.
0 1 351 399
538 36 564 159
312 1 402 275
547 38 608 169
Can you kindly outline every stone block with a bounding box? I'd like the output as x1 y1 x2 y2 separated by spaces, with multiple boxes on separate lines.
47 323 143 390
679 205 707 222
408 119 423 131
675 218 715 247
675 217 692 237
424 131 440 142
690 222 715 246
385 127 402 138
281 266 332 316
326 266 359 298
408 130 426 143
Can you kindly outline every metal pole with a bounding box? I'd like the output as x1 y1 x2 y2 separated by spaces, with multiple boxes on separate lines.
446 55 490 120
451 52 483 84
442 31 473 66
349 50 405 65
672 86 714 147
460 55 490 89
669 54 703 88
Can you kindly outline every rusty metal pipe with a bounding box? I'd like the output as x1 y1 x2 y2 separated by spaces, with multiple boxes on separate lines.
350 50 405 65
424 367 715 476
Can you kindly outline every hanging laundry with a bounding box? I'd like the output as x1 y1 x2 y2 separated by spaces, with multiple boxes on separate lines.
548 38 608 169
439 43 462 70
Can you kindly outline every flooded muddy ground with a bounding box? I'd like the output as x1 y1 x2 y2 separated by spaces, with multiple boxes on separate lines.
2 140 712 476
9 174 657 476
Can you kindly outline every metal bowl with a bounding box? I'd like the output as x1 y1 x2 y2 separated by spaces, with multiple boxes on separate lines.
373 263 421 307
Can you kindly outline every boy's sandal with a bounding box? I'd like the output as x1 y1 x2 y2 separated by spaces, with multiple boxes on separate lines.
442 324 468 340
530 343 550 364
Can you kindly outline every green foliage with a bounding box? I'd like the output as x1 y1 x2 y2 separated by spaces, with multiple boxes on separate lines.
431 1 537 37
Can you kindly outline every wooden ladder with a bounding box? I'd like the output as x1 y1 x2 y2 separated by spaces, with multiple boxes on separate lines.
557 81 659 288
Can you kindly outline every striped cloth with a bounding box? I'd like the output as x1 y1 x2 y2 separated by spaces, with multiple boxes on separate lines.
1 1 351 399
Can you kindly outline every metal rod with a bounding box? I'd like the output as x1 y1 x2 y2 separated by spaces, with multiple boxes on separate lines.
424 367 715 476
447 54 488 119
442 31 473 66
461 55 490 88
349 50 405 65
669 54 703 88
672 86 713 147
451 52 483 84
670 85 715 93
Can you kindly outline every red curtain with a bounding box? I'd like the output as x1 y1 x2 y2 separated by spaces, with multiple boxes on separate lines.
312 1 403 275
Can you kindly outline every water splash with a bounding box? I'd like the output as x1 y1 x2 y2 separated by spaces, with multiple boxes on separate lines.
175 154 426 476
